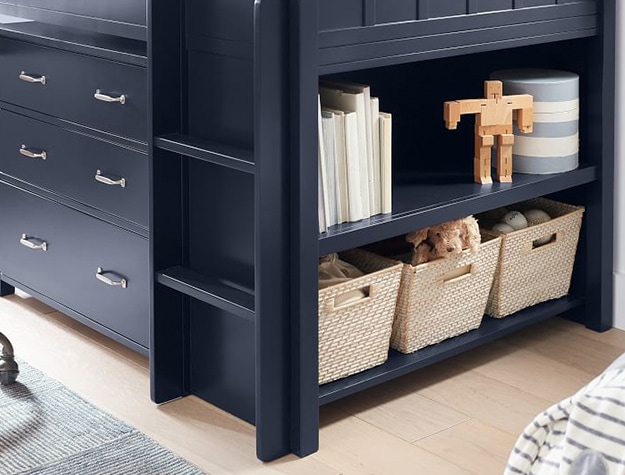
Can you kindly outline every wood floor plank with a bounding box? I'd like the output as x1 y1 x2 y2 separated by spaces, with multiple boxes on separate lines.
147 397 340 475
318 405 468 475
549 317 625 349
500 318 625 375
415 419 517 475
0 293 147 370
403 363 554 436
333 381 470 442
44 310 149 368
451 340 597 403
2 289 625 474
266 454 342 475
10 288 58 315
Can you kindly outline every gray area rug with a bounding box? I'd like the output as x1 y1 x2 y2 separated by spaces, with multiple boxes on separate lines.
0 361 205 474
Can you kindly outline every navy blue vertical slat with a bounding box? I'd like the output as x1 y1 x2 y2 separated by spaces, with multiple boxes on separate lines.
254 0 292 461
595 0 615 330
364 0 377 25
288 0 320 458
574 0 614 332
148 0 188 403
418 0 429 19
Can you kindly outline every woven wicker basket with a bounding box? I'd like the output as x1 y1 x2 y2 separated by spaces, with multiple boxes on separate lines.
394 236 501 353
363 236 501 354
482 197 584 318
318 248 403 384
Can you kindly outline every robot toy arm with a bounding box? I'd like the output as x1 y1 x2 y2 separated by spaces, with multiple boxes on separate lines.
444 99 483 130
510 94 534 133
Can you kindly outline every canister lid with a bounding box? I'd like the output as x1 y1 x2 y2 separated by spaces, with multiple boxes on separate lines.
490 69 579 102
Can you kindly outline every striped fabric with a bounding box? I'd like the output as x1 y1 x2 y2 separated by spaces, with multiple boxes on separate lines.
505 367 625 474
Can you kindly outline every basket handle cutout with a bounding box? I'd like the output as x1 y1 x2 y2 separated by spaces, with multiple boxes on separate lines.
531 231 562 251
329 284 373 312
440 264 474 284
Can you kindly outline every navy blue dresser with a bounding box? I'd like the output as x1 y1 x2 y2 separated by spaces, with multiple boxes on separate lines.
0 3 149 354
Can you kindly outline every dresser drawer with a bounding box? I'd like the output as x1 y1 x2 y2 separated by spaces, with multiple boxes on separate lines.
0 38 147 141
0 183 149 348
0 109 148 227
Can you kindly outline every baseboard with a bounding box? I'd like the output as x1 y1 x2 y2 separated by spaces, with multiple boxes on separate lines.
614 272 625 329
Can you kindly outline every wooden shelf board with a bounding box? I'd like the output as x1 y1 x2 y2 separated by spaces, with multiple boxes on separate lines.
319 296 584 405
155 133 255 174
156 265 255 321
318 4 597 73
321 29 597 74
319 166 596 255
318 3 597 47
0 19 146 66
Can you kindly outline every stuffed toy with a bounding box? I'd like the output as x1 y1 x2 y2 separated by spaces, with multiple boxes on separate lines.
405 216 481 265
318 253 367 307
318 253 363 289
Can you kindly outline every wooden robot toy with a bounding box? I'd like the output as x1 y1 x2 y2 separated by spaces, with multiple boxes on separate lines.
444 80 534 184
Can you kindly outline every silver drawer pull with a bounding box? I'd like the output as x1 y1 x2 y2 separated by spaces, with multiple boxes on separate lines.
19 71 46 85
94 89 126 105
95 169 126 187
20 234 47 251
20 145 47 160
96 267 127 289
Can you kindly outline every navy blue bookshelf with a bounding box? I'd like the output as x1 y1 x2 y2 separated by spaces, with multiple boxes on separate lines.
148 0 616 463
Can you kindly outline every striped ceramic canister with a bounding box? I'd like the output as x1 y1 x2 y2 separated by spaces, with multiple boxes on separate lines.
490 69 579 174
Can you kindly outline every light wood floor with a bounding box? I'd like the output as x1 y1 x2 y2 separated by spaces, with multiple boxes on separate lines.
1 290 624 475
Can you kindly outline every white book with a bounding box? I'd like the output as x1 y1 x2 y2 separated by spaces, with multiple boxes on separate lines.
321 112 338 227
317 95 329 233
322 80 376 215
370 97 381 215
344 111 364 222
318 156 327 233
319 85 371 218
380 111 392 215
322 108 349 224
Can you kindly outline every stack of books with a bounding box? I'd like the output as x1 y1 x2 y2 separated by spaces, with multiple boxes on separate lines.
318 80 393 233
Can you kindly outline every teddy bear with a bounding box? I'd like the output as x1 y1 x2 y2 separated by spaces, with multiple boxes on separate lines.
405 216 481 265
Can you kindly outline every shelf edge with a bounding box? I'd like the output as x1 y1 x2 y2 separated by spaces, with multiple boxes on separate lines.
156 265 255 321
155 134 255 174
319 166 597 255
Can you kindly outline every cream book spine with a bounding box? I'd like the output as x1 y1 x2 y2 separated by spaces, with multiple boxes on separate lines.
321 80 375 214
370 97 381 215
319 85 371 218
380 111 392 215
323 108 349 224
343 111 364 222
317 95 329 233
321 111 338 227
